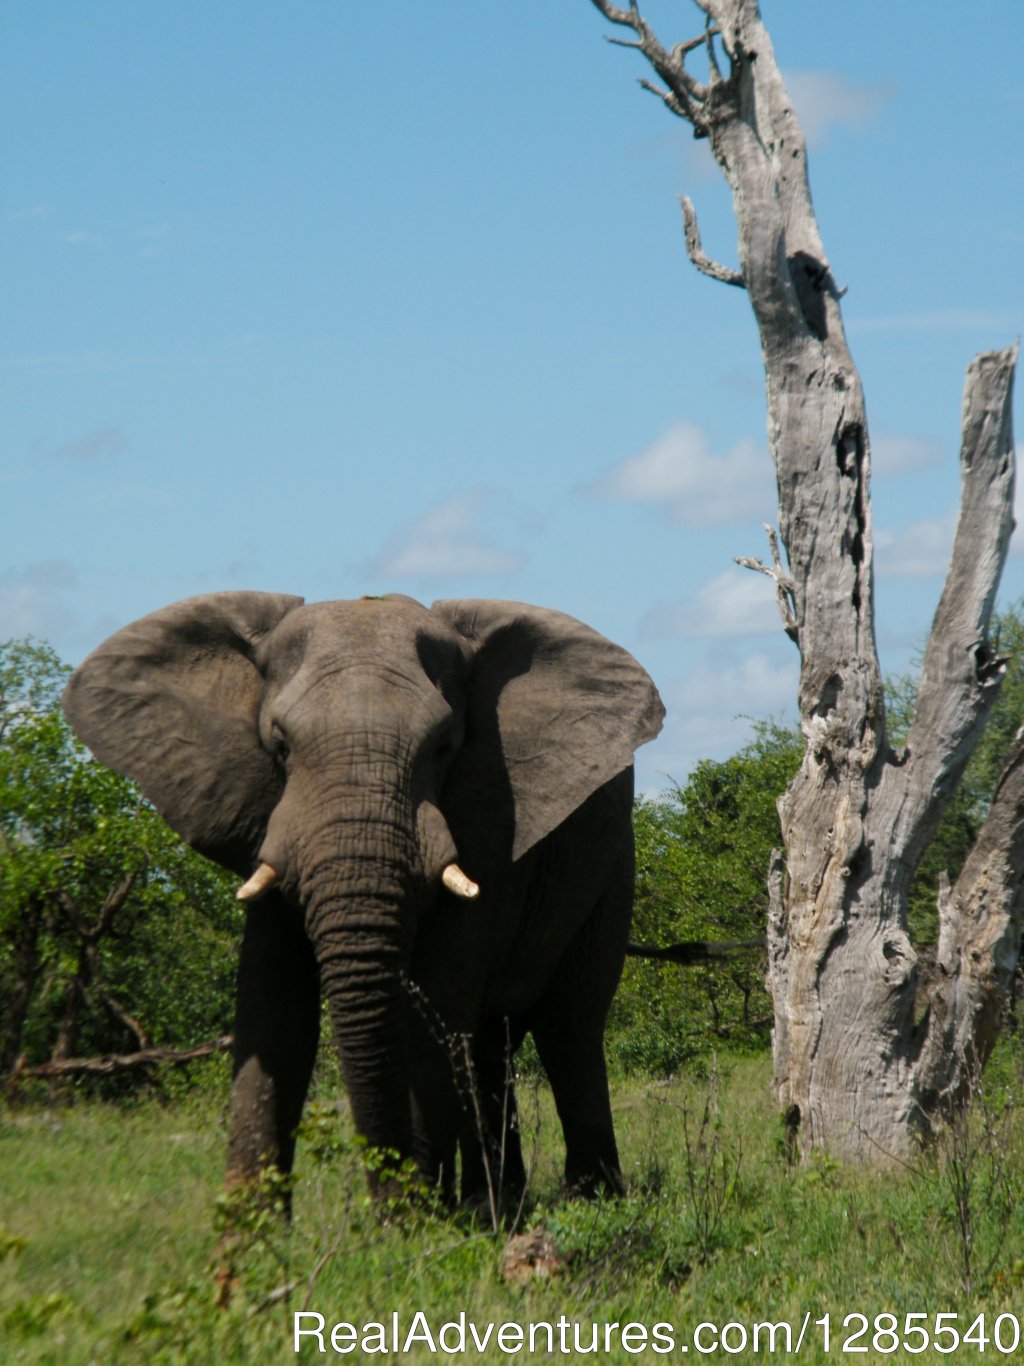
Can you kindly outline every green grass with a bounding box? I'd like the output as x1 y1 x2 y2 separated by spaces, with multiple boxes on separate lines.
3 1055 1024 1363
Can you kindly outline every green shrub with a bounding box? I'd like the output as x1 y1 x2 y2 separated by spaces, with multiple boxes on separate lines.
609 721 801 1073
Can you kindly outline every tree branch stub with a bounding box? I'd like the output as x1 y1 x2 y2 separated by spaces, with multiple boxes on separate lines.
680 197 744 288
735 523 798 642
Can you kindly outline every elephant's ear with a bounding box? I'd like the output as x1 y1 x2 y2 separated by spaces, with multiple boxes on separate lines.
63 591 303 874
431 599 664 860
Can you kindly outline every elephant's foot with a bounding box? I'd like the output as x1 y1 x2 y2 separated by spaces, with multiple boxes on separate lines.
564 1158 626 1201
459 1144 528 1226
457 1182 528 1229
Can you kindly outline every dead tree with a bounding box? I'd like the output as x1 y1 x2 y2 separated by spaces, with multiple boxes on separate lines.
592 0 1019 1161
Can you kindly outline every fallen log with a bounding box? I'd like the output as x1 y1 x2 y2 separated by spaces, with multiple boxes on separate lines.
6 1035 233 1092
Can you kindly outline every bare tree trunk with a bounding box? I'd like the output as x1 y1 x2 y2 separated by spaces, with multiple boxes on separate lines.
592 0 1019 1160
52 874 146 1063
52 956 88 1063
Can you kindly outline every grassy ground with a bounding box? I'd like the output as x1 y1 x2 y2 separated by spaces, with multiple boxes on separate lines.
3 1054 1024 1363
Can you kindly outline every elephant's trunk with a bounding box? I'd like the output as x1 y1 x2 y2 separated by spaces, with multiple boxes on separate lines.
313 909 413 1173
296 793 425 1184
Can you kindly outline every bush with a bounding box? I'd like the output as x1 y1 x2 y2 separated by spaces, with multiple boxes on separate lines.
608 722 801 1073
0 638 240 1090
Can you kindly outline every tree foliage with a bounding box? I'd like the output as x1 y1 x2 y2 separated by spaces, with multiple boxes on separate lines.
0 639 240 1088
609 721 801 1072
609 603 1024 1078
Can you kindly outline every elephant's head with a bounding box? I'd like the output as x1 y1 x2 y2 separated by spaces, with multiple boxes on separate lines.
63 592 663 1156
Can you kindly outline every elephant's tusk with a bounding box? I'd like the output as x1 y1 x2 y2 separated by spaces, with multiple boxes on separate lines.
442 863 480 900
236 862 279 902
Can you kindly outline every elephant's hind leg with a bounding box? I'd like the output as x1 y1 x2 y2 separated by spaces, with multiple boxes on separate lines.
227 896 321 1203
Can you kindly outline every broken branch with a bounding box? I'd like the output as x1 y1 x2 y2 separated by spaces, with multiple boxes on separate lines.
680 197 744 287
7 1035 234 1091
640 79 691 120
628 937 765 965
735 524 798 642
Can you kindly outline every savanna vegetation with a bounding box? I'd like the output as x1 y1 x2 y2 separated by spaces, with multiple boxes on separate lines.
3 626 1024 1360
4 1055 1024 1363
0 640 239 1087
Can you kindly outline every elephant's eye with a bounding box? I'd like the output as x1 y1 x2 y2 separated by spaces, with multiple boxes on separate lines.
271 725 290 763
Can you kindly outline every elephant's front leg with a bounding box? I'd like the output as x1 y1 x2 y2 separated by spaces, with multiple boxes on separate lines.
407 1038 462 1205
457 1016 527 1215
227 896 321 1203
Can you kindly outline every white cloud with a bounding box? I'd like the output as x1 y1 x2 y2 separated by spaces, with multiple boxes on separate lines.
636 649 799 791
874 443 1022 574
849 309 1019 336
0 560 76 640
670 652 798 717
369 490 524 581
642 569 781 639
784 70 891 146
587 420 775 526
59 229 102 246
875 517 955 579
872 433 942 476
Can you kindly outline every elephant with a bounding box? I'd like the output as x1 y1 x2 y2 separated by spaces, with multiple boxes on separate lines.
63 591 664 1205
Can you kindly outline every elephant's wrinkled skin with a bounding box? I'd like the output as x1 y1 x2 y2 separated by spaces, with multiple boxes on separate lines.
63 592 663 1202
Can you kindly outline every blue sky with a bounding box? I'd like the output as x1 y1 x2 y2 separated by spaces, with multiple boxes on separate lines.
2 0 1022 793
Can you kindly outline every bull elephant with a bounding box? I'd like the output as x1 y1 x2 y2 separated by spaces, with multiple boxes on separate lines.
63 592 663 1204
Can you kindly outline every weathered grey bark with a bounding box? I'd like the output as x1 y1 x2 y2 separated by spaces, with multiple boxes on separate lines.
592 0 1020 1159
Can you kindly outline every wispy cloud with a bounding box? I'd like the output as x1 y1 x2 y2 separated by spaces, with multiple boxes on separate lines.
9 204 48 222
849 309 1019 336
642 569 779 639
136 222 174 259
193 544 267 586
1 352 137 378
3 344 245 379
47 425 126 463
875 517 955 579
670 651 798 717
785 70 892 146
639 66 889 185
15 210 177 256
369 490 524 581
0 560 76 640
59 229 103 247
636 649 799 791
586 419 775 526
872 433 943 476
878 444 1023 572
